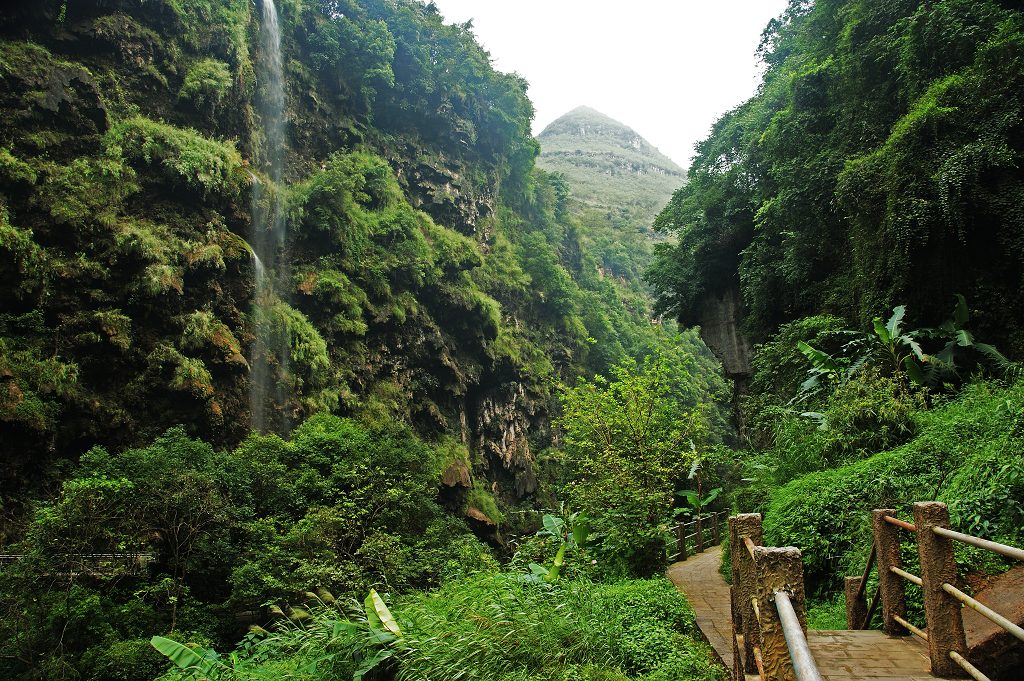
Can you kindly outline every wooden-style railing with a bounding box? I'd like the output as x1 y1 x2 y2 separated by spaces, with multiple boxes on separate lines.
729 513 823 681
668 509 728 562
846 502 1024 681
0 552 154 577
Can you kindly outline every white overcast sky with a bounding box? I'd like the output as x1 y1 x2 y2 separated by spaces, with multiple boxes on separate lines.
429 0 790 167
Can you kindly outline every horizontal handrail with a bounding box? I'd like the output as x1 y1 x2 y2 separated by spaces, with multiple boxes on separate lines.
775 590 824 681
893 614 928 642
882 515 917 532
941 582 1024 643
932 525 1024 562
890 565 923 587
949 650 991 681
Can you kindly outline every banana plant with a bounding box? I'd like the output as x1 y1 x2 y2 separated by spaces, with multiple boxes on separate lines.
528 507 591 583
676 456 721 519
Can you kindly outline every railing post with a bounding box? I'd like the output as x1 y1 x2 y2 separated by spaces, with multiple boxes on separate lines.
912 502 968 677
872 508 908 636
676 523 687 562
729 513 763 677
712 511 722 546
696 514 705 552
844 576 867 630
754 546 808 681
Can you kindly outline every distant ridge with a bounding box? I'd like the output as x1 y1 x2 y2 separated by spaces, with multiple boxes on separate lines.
537 106 685 223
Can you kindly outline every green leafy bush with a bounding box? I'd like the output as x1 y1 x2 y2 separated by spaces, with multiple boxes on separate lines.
762 377 1024 590
178 58 232 111
105 116 243 196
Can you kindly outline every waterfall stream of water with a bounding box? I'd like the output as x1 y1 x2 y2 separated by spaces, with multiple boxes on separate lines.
249 0 289 433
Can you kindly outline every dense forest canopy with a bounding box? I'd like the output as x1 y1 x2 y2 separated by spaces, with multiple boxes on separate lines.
648 0 1024 358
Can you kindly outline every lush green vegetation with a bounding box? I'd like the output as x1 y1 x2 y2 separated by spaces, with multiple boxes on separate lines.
153 576 724 681
648 0 1024 357
642 0 1024 639
0 2 732 679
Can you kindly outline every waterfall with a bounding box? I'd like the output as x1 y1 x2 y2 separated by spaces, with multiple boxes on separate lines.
249 0 289 433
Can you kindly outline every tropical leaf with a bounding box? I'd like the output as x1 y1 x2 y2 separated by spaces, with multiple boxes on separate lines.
364 589 401 636
885 305 906 339
528 562 549 577
571 516 590 548
702 487 722 507
354 649 394 681
678 489 699 507
151 636 218 675
903 357 926 386
800 411 828 430
873 317 891 346
542 513 564 538
797 341 842 374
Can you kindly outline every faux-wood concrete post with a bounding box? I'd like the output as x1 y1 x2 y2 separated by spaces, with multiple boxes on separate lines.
912 502 968 677
676 523 687 561
844 576 867 630
754 546 807 681
729 513 763 675
712 512 722 546
696 514 705 552
872 509 908 636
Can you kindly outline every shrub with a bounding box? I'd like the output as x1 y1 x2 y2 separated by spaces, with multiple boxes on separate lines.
762 377 1024 590
154 576 724 681
179 58 232 111
105 116 244 197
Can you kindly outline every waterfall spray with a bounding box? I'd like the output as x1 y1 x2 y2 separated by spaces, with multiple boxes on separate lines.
249 0 290 433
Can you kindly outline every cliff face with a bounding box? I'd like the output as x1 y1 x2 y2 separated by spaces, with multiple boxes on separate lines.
0 0 602 505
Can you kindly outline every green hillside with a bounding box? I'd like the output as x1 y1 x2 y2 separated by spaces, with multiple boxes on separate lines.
538 106 685 281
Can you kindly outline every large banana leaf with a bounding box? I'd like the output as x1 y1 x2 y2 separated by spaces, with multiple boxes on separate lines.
364 589 401 636
151 636 217 675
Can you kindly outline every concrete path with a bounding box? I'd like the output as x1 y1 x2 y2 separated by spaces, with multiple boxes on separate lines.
667 546 941 680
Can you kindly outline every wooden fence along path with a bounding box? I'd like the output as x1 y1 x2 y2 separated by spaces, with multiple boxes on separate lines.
667 502 1024 681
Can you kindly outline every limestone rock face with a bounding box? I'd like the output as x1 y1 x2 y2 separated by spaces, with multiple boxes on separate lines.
695 285 752 379
474 382 539 498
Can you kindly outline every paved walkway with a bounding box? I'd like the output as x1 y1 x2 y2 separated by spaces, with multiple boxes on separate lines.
667 547 940 680
666 546 735 670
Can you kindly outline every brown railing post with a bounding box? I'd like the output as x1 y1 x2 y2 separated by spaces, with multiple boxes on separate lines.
844 576 867 630
730 513 763 677
676 523 687 562
696 514 705 552
872 508 908 636
754 545 808 681
712 511 722 546
912 502 968 677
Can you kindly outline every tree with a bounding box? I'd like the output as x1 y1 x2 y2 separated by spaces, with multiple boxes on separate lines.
556 353 710 576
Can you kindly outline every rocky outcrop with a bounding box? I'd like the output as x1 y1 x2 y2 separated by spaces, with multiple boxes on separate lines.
474 382 539 497
695 284 752 379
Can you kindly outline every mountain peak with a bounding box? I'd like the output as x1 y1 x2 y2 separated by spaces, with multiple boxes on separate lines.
536 107 685 222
